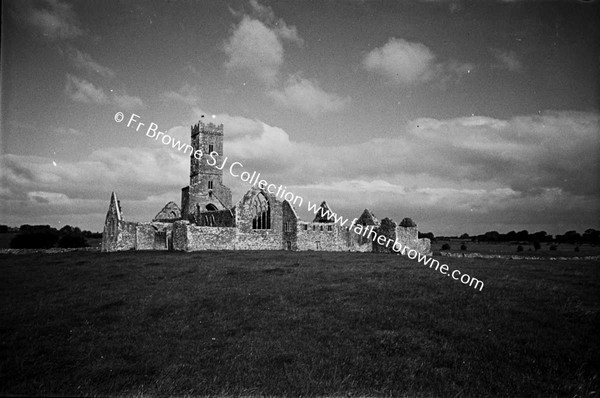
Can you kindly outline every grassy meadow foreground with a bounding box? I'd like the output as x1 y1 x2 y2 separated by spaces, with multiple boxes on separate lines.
0 251 598 397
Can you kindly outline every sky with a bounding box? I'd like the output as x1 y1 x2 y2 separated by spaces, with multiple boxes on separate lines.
1 0 599 236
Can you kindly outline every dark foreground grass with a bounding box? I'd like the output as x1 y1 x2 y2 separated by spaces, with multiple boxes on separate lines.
0 251 598 397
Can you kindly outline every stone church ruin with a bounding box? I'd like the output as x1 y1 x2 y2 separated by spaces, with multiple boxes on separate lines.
101 121 431 254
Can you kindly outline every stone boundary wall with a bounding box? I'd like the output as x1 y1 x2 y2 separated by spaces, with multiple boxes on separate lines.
4 248 597 260
439 251 600 260
0 248 101 255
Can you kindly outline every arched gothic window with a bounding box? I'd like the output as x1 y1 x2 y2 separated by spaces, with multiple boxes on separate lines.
251 192 271 229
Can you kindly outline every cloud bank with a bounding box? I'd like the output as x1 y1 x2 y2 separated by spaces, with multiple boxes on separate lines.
363 37 473 85
269 76 351 117
4 109 596 234
25 0 83 41
64 74 144 110
223 0 348 116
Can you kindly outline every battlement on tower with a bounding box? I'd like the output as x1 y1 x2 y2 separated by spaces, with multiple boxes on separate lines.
181 119 232 219
191 121 223 137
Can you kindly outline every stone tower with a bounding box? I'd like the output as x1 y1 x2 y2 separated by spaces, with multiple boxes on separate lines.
181 121 232 219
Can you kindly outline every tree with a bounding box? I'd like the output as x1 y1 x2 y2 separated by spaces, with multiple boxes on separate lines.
418 232 435 241
516 230 530 241
10 231 59 249
57 234 88 248
460 233 469 240
583 229 600 244
374 218 396 253
532 231 549 242
557 231 582 244
59 225 74 235
483 231 500 242
9 224 91 249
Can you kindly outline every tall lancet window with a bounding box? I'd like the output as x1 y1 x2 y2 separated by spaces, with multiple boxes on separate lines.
251 192 271 229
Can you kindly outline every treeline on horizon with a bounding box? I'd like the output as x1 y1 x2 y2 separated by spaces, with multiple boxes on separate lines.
0 224 102 249
418 229 600 245
2 224 599 249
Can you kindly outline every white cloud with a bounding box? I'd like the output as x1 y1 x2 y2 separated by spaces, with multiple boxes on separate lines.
223 1 303 84
163 91 198 106
402 111 599 196
65 74 144 109
26 0 83 40
269 75 350 117
52 127 85 137
491 49 522 72
190 108 295 159
363 38 437 84
113 94 145 110
162 84 200 106
65 74 108 104
223 17 283 84
0 148 189 230
66 47 115 78
247 0 303 46
247 0 275 23
363 37 473 85
1 147 188 202
185 109 599 200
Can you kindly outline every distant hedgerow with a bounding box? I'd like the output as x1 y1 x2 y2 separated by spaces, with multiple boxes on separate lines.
57 234 89 248
10 232 58 249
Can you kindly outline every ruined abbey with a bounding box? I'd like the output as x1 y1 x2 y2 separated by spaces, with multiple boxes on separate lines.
101 121 431 254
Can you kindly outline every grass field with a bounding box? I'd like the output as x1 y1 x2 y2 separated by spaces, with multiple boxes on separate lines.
1 251 598 397
431 240 600 257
